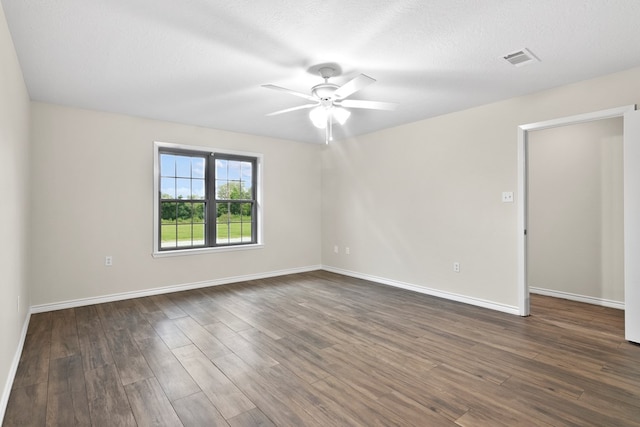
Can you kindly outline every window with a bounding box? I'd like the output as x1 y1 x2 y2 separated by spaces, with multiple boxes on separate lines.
154 142 261 254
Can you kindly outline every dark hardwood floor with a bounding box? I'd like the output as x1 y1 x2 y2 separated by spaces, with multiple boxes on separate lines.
4 271 640 426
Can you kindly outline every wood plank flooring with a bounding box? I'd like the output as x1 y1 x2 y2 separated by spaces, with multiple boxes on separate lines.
4 271 640 426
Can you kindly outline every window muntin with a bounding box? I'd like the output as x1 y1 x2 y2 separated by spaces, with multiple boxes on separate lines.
156 145 259 252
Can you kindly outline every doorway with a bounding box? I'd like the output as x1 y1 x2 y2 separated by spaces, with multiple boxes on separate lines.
516 105 640 343
527 117 623 308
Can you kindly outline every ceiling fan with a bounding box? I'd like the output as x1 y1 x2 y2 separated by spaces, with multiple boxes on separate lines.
262 66 397 143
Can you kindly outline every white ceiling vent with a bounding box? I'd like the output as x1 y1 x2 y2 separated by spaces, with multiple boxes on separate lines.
503 48 540 67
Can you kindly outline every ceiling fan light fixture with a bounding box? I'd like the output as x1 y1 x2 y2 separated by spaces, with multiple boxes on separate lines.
309 106 351 129
309 106 328 128
333 107 351 125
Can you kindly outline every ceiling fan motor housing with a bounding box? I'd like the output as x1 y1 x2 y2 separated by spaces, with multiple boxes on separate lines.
311 83 339 101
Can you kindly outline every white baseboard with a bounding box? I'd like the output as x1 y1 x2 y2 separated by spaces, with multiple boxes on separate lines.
30 265 322 313
529 287 624 310
30 264 522 316
322 265 520 315
1 311 31 424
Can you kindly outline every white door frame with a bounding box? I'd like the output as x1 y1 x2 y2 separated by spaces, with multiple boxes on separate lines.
517 105 636 317
623 109 640 343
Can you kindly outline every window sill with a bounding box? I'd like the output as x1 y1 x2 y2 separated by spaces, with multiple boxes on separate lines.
152 243 264 258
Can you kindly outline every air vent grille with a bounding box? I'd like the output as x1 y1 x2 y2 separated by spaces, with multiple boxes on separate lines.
503 48 540 67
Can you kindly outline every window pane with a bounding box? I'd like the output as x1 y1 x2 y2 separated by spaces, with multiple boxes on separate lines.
216 180 228 199
240 203 252 221
241 161 252 188
161 178 175 199
241 183 252 195
192 202 205 223
192 157 205 179
217 202 229 222
175 202 192 224
229 181 243 199
228 201 242 219
241 223 252 242
160 202 177 224
160 224 177 248
217 223 229 244
176 156 191 178
216 159 228 180
160 154 175 177
193 224 205 246
176 223 193 247
240 203 253 243
192 179 205 199
228 222 242 243
228 161 241 180
176 178 191 199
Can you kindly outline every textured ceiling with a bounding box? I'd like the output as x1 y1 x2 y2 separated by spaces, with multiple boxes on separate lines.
3 0 640 144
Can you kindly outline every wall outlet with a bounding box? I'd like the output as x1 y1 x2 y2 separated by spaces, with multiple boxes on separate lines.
105 256 113 266
453 262 460 273
334 245 339 254
502 191 514 203
345 247 350 255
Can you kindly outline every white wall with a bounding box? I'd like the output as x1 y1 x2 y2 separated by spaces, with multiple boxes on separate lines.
0 1 31 419
527 118 624 303
322 66 640 310
29 103 322 307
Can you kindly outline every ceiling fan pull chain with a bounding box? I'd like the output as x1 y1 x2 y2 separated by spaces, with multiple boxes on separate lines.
325 115 329 144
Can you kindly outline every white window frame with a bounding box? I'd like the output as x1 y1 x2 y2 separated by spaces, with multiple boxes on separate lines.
153 141 264 257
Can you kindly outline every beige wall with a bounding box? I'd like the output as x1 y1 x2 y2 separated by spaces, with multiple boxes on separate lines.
527 119 624 303
29 103 322 306
322 67 640 309
0 1 31 417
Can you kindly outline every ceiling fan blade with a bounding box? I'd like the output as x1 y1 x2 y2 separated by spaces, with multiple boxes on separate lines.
338 99 398 111
334 74 376 99
261 84 317 101
266 103 318 116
